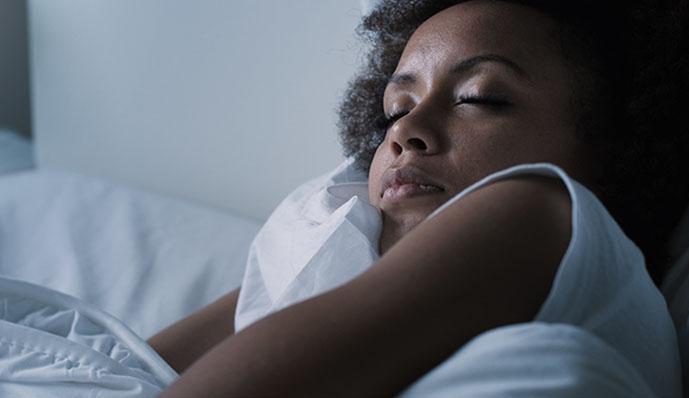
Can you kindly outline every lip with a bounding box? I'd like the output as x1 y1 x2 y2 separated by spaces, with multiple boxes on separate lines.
381 166 445 202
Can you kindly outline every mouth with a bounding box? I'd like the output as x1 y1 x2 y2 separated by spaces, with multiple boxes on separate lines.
381 166 445 202
382 183 444 201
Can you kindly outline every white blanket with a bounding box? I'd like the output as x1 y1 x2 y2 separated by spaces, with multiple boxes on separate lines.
0 276 176 397
0 276 657 397
400 322 657 397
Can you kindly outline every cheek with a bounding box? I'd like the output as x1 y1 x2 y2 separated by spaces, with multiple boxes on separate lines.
444 123 528 180
367 145 389 206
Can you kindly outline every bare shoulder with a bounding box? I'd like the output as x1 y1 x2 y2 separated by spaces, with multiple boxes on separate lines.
440 174 571 226
365 173 573 324
416 174 573 263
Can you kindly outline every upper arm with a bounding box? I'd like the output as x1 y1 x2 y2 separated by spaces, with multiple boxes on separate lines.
161 175 572 397
369 174 572 328
361 174 572 343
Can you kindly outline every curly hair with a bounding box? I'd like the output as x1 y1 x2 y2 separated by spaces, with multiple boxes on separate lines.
337 0 689 285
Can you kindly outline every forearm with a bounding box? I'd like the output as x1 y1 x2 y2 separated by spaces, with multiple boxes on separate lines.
158 250 544 398
148 288 240 373
159 284 427 397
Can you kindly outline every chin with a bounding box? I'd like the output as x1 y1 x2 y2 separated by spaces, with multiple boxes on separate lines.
378 207 432 255
381 205 434 231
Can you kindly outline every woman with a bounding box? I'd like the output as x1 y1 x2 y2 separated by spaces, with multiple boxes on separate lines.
155 1 689 396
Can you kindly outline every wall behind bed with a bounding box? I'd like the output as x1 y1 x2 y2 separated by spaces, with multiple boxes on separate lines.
29 0 364 220
0 0 31 137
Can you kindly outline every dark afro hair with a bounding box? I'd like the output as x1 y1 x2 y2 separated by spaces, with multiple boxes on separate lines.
337 0 689 285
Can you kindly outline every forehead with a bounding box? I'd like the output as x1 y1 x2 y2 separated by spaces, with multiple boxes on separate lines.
397 1 561 79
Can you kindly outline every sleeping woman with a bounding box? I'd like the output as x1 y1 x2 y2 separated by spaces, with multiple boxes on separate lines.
152 0 689 396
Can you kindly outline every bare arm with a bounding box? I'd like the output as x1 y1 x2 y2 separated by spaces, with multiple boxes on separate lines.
148 288 240 373
161 175 572 397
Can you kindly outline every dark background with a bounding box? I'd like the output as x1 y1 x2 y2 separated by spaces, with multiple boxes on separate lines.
0 0 31 137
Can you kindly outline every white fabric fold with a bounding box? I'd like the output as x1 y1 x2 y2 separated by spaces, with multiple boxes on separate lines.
0 276 176 397
235 158 379 331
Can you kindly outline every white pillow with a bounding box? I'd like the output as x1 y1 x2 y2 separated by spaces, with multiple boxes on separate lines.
0 170 260 338
0 128 33 174
661 204 689 393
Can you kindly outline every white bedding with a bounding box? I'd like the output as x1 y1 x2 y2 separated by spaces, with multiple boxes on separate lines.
0 275 658 397
0 164 683 396
0 170 260 338
0 276 175 397
400 322 657 397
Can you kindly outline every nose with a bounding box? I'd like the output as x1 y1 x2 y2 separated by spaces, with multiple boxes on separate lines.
386 103 442 156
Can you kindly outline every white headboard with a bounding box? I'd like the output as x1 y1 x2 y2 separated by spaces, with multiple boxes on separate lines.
29 0 364 220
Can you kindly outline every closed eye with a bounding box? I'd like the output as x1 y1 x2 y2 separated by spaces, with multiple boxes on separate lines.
381 95 510 130
382 111 409 130
455 95 511 107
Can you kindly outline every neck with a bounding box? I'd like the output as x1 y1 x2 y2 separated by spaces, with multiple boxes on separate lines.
378 213 419 255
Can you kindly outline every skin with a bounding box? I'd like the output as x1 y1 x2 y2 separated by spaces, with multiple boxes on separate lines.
148 289 240 372
157 1 596 396
370 0 594 253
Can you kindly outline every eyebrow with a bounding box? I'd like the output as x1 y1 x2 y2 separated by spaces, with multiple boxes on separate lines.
387 54 531 86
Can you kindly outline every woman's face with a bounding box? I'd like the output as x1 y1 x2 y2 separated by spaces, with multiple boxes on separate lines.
368 0 594 240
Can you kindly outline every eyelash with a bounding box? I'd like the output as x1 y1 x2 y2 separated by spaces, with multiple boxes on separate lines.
382 95 511 129
455 94 510 107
